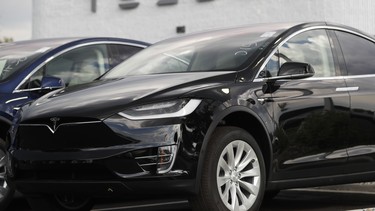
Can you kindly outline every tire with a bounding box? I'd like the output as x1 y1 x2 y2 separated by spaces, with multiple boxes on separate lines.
0 138 14 210
27 194 93 211
190 126 266 211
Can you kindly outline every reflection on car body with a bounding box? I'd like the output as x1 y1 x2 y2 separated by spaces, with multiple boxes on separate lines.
8 22 375 211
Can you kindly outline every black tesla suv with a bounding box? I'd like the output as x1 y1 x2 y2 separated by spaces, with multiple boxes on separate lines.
7 22 375 211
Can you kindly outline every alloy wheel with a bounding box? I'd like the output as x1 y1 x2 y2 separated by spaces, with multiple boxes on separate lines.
216 140 261 211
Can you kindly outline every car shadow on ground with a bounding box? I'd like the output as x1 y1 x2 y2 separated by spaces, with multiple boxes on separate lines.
6 188 375 211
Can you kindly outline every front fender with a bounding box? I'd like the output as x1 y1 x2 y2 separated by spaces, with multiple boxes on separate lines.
194 105 274 193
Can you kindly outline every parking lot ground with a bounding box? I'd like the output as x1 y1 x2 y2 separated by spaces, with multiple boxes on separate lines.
92 198 190 211
6 184 375 211
261 188 375 211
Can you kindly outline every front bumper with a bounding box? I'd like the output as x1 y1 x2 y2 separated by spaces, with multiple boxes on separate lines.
7 109 210 196
8 136 197 196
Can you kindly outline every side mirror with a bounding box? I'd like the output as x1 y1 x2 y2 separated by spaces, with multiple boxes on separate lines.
40 76 65 91
279 62 315 77
262 62 314 94
265 62 315 82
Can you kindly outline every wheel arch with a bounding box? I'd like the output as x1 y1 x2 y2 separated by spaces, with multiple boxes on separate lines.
194 106 273 193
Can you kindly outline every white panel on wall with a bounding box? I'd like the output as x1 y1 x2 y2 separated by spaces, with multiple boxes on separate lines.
32 0 375 43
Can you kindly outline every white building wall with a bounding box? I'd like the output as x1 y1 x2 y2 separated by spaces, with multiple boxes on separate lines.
32 0 375 43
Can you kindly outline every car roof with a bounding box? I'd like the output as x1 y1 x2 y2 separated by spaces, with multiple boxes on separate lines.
156 22 304 44
156 21 373 45
0 37 150 52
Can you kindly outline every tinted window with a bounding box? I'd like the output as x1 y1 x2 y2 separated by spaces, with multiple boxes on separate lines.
108 45 142 69
336 31 375 75
264 30 335 77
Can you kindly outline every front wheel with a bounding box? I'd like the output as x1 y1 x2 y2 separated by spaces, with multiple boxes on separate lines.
190 126 266 211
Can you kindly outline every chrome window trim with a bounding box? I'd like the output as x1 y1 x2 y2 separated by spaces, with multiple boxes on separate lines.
254 25 375 81
13 41 148 93
301 76 345 81
341 74 375 79
253 76 344 83
253 73 375 83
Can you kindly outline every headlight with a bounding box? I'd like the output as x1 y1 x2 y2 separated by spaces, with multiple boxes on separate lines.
118 99 202 120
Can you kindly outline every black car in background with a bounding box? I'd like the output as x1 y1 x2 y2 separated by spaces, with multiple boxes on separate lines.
0 37 149 209
7 22 375 211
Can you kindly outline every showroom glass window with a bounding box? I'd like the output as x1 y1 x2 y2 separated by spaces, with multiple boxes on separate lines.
335 31 375 75
265 30 335 77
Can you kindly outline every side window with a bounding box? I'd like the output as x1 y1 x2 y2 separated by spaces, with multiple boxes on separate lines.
336 31 375 75
265 54 279 77
108 44 143 69
21 44 109 89
264 30 335 78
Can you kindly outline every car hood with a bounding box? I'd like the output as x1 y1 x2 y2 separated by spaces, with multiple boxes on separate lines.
20 72 236 121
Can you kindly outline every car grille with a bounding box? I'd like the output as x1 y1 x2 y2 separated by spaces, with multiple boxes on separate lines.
17 120 130 151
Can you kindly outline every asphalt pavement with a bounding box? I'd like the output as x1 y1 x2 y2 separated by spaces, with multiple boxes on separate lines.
6 184 375 211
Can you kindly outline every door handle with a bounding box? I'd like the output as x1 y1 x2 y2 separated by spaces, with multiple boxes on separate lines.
335 87 359 92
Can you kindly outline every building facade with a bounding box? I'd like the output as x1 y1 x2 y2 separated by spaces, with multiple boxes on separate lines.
33 0 375 43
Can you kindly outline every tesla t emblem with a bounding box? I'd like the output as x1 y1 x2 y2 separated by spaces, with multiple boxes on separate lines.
50 117 60 133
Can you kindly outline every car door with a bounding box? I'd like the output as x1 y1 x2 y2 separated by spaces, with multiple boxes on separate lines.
334 30 375 173
261 29 351 180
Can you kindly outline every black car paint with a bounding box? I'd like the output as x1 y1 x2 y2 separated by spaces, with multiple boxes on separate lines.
8 22 375 199
9 73 275 197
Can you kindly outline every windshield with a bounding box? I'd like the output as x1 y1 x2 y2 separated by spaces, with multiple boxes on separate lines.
104 26 283 78
0 39 71 82
0 54 40 81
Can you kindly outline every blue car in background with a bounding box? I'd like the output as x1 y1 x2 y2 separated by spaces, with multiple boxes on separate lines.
0 37 149 208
